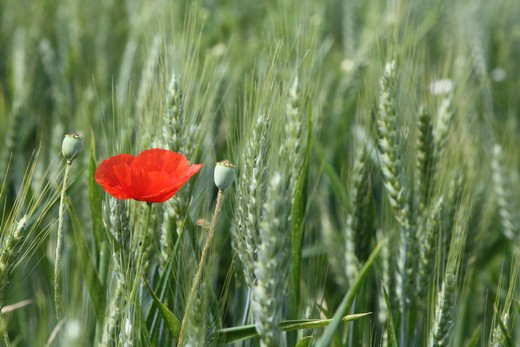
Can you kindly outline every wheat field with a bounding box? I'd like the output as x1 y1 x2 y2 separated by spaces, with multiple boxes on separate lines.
0 0 519 346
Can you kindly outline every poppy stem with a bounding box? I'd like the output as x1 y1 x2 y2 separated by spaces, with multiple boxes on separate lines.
177 188 225 346
54 160 72 320
128 203 153 326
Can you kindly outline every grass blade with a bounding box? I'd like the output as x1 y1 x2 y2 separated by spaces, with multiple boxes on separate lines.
382 285 398 347
143 278 181 338
218 313 371 344
146 253 176 340
295 336 313 347
315 241 382 347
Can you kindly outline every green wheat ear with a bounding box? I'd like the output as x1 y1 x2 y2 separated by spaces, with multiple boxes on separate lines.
345 143 374 283
377 60 415 340
415 105 435 213
491 144 517 240
416 197 443 301
159 71 187 273
101 199 130 345
489 249 519 347
251 171 291 347
0 216 28 309
429 271 458 347
377 60 410 229
231 114 270 288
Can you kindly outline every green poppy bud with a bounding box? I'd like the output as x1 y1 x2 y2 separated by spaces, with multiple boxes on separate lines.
62 133 83 163
214 160 235 190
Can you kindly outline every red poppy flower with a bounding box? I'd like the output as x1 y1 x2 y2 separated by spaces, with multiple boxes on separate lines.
95 149 203 203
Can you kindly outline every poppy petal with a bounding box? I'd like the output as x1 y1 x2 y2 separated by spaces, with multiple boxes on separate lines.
95 149 202 203
95 154 135 200
132 149 190 174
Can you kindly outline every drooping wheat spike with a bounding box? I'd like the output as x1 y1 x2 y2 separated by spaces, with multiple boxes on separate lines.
416 197 443 300
252 172 290 347
345 144 373 283
490 145 517 240
0 216 28 309
416 106 435 213
231 114 270 287
429 271 458 347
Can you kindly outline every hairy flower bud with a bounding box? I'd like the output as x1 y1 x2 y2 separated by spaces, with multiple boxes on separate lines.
214 160 235 190
62 133 83 163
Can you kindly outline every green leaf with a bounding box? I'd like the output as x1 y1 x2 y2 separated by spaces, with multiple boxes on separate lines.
315 242 382 347
65 197 106 324
143 278 181 338
295 336 313 347
217 313 370 344
146 248 177 341
382 285 398 347
88 129 104 259
289 114 312 320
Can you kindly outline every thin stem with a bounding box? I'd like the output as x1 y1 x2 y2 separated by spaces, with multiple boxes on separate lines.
126 203 153 341
177 189 225 346
54 160 72 320
131 203 154 299
400 225 408 347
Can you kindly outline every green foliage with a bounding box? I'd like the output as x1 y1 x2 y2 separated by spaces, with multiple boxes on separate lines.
0 0 520 346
